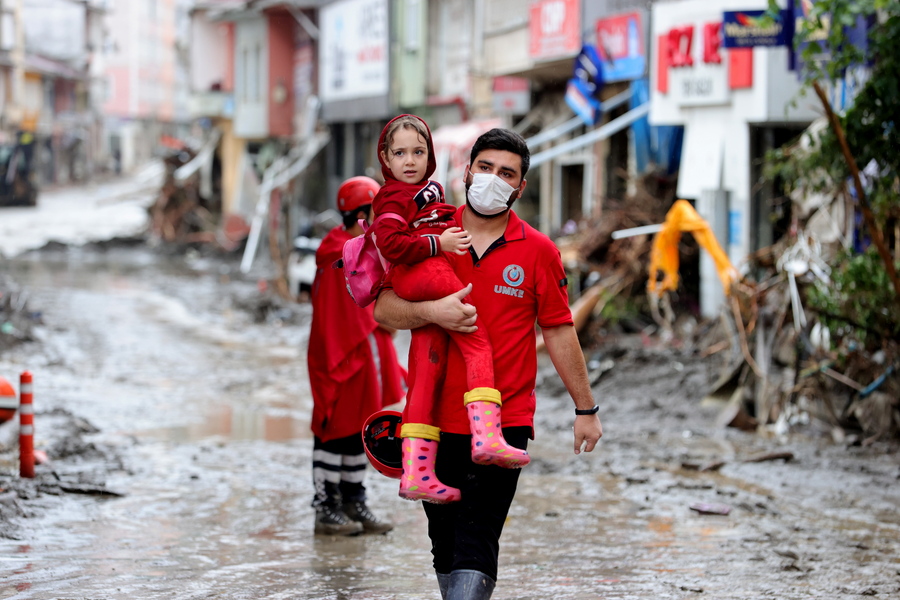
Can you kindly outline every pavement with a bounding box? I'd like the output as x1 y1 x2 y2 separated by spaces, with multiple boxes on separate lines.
0 162 164 259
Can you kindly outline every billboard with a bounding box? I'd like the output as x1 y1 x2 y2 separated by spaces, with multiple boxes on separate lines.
319 0 389 102
595 12 646 82
529 0 581 60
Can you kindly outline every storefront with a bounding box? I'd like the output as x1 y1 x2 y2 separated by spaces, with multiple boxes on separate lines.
649 0 817 316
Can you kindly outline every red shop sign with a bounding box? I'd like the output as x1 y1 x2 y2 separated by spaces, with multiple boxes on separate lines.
529 0 581 60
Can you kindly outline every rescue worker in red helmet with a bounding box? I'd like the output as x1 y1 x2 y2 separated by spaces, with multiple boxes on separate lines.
307 175 407 535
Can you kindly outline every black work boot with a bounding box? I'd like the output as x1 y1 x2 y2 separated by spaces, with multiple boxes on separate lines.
447 569 495 600
314 505 363 536
342 500 394 534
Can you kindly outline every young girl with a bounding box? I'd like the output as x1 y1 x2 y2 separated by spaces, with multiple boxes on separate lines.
371 114 530 504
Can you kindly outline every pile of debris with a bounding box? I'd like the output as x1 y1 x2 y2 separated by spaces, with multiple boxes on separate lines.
555 175 686 338
149 136 224 247
706 235 899 445
554 176 897 444
0 274 39 354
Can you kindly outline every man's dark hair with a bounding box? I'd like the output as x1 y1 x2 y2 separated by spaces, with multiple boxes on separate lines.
342 205 371 229
469 128 530 178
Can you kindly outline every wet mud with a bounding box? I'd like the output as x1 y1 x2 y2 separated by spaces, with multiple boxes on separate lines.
0 245 898 599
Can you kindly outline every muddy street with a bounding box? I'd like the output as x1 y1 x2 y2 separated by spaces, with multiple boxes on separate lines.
0 245 898 600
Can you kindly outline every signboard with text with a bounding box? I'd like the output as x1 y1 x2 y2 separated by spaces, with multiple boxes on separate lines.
492 76 531 115
595 12 646 82
661 21 730 107
529 0 581 60
722 9 790 48
319 0 389 102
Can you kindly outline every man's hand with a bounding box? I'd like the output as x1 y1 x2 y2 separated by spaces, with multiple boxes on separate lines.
541 324 603 455
374 286 477 332
427 284 478 332
573 414 602 455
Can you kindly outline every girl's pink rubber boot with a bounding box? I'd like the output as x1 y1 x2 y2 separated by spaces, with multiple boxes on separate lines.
398 424 461 504
465 388 530 468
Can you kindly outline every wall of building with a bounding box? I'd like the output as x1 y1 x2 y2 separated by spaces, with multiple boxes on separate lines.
482 0 530 76
190 17 231 93
102 0 189 173
394 0 427 110
267 12 294 139
425 0 472 122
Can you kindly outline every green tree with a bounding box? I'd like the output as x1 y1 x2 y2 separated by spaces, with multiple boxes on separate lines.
767 0 900 347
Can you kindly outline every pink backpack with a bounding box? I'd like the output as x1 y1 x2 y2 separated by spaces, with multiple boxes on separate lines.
336 212 405 307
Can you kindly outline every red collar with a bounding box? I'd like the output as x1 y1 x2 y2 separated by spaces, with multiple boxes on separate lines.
455 206 527 244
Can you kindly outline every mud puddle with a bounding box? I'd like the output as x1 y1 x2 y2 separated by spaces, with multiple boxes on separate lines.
0 245 898 599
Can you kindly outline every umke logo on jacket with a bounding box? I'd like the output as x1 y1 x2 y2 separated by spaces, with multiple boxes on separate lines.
495 264 525 298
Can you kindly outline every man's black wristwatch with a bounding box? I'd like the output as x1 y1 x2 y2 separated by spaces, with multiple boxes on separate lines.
575 405 599 415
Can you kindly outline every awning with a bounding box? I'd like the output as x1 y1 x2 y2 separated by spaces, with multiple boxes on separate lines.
427 89 643 199
24 54 84 80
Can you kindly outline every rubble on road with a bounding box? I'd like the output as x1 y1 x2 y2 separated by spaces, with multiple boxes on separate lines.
0 274 40 353
0 407 125 539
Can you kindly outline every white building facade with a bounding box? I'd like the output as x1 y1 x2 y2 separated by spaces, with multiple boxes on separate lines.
650 0 818 316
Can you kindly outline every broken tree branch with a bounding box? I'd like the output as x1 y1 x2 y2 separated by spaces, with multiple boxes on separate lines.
811 80 900 301
731 295 763 379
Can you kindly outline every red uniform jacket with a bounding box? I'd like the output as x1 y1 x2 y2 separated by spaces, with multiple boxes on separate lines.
308 225 406 441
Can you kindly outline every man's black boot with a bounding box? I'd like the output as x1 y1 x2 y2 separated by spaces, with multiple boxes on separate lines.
446 569 495 600
341 500 394 534
314 505 363 536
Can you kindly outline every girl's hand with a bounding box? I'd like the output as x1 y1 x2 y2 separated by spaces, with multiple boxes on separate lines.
439 227 472 255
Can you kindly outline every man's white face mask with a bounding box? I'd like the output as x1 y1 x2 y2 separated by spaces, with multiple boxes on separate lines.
465 171 520 217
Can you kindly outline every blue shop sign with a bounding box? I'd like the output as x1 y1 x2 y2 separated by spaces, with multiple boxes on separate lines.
722 9 791 48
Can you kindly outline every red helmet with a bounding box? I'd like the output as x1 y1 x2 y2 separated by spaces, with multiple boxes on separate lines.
0 376 17 423
337 176 380 213
362 410 403 479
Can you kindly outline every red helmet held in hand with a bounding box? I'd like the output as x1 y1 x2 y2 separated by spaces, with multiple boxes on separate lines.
362 410 403 479
337 176 380 213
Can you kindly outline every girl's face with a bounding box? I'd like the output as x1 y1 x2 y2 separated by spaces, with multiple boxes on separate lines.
383 127 428 184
